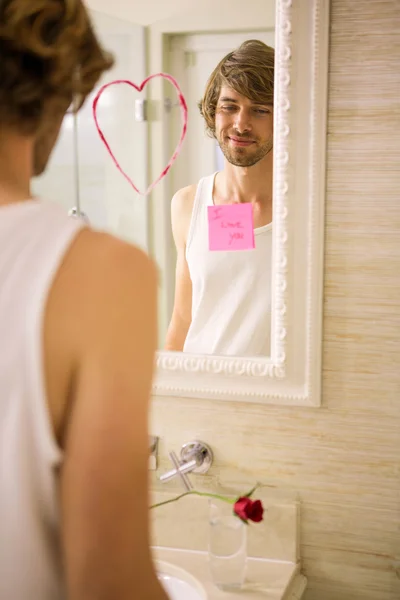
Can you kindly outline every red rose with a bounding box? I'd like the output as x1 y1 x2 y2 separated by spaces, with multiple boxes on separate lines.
233 497 264 523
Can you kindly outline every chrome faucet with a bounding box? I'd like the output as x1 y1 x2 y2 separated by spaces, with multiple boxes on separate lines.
159 441 213 491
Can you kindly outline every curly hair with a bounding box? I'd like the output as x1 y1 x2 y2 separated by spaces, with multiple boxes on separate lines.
199 39 275 138
0 0 114 135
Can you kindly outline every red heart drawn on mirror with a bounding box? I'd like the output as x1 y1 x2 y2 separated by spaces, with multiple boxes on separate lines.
92 73 188 196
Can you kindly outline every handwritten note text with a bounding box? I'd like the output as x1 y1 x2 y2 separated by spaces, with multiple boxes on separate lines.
208 204 255 251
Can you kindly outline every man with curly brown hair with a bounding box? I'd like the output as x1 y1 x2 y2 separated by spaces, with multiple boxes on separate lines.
0 2 169 600
165 40 275 357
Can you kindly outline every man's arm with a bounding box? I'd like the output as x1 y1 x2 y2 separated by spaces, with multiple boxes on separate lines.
164 186 195 351
55 231 169 600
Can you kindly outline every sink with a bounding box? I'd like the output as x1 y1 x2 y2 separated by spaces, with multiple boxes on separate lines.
155 560 207 600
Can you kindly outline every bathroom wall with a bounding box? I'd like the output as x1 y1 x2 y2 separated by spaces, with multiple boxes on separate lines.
150 1 400 599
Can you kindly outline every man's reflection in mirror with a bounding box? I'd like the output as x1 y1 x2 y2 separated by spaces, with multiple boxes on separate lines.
165 41 274 356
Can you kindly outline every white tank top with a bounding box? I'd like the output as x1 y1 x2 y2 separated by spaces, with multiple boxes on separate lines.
0 199 84 600
184 172 272 356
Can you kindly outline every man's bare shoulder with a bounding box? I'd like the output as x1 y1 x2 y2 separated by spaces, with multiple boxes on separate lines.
170 184 198 247
61 229 158 317
45 228 158 442
77 229 156 279
171 183 197 217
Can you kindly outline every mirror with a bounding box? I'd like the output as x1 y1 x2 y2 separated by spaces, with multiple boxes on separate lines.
33 1 276 358
32 11 148 248
33 0 329 406
162 32 275 358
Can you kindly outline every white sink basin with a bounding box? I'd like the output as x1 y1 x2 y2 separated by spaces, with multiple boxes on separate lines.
156 559 207 600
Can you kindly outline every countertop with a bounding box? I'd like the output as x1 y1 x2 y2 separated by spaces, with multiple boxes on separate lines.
153 547 307 600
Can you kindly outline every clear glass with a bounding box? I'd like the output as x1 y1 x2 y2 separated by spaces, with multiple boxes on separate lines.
208 500 247 590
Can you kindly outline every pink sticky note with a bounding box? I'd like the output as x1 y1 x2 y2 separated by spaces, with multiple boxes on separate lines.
208 204 255 251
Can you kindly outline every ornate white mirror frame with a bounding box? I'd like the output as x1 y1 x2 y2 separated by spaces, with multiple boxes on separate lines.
151 0 330 407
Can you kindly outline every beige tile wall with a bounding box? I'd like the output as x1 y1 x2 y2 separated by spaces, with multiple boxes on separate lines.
150 1 400 598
